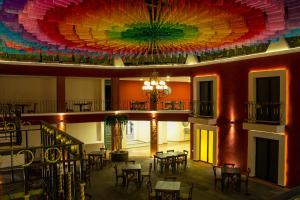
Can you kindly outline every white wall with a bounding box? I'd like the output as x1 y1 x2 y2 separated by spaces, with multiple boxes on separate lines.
65 77 102 100
21 125 41 147
132 121 150 143
0 75 56 101
66 122 102 144
158 122 168 144
159 121 190 142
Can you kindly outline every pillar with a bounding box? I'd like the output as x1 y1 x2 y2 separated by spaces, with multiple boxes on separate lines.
57 76 65 112
190 76 194 160
111 78 119 110
150 117 158 156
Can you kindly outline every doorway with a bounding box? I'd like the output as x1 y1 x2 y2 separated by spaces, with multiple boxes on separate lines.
255 137 279 183
194 128 215 164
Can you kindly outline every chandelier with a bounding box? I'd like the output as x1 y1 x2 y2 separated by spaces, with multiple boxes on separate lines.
142 72 169 103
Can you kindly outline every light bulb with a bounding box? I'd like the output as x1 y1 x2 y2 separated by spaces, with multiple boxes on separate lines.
151 80 157 85
159 80 165 86
144 81 150 86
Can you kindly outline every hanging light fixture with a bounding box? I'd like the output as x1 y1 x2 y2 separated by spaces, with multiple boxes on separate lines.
142 72 170 103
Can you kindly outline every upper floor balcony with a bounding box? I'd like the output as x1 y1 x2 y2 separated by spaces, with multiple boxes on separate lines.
188 100 216 125
0 99 191 114
243 101 285 133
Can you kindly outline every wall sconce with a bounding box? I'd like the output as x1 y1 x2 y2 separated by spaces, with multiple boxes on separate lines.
230 120 235 127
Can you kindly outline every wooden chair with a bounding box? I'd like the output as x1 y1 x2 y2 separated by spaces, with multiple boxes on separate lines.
114 165 124 185
212 165 222 190
175 155 185 172
125 160 136 164
142 163 152 183
164 156 176 173
159 190 178 200
27 103 38 113
241 168 251 194
103 150 111 167
146 180 156 200
84 163 91 186
223 163 235 168
163 176 177 181
83 101 92 112
124 170 139 190
222 163 236 187
167 150 174 153
180 183 194 200
155 151 164 172
65 102 74 112
183 150 189 169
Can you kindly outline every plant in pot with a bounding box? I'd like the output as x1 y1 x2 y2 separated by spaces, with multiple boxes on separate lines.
104 114 128 152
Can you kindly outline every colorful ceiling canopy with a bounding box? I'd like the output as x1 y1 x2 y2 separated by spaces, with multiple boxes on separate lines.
0 0 300 64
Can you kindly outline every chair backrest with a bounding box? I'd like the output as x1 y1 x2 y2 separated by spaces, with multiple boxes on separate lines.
114 165 118 175
126 160 135 164
146 180 152 193
244 168 251 181
212 165 222 178
183 150 189 155
189 183 194 199
163 176 177 181
156 151 163 155
149 163 153 175
167 150 174 153
223 163 235 168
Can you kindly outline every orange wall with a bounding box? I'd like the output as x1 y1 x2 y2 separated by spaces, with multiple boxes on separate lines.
119 80 190 109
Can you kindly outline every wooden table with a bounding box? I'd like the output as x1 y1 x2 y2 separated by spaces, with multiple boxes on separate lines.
154 181 181 200
130 101 146 110
15 103 31 113
122 163 142 186
88 151 104 169
221 167 241 192
154 151 187 173
74 103 89 112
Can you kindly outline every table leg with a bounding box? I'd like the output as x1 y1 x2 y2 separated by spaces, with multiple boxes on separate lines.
138 170 141 188
100 156 103 169
221 176 225 191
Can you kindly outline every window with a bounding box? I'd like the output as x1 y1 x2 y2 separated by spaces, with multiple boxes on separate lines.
193 75 217 118
256 77 280 123
248 69 286 124
199 81 213 117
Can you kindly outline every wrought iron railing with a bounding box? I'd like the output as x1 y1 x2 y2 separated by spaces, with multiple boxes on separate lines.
0 100 57 114
245 102 284 124
1 99 192 114
191 100 214 118
0 121 86 199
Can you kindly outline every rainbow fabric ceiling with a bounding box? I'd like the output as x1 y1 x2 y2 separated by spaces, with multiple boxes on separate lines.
0 0 300 63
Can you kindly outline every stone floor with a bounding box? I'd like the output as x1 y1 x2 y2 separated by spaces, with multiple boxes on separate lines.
125 141 190 157
86 156 286 200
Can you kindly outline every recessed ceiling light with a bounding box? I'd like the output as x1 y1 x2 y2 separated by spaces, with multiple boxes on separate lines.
139 78 144 81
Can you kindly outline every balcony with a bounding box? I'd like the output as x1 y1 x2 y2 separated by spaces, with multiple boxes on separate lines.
1 99 191 114
188 100 216 125
243 102 285 133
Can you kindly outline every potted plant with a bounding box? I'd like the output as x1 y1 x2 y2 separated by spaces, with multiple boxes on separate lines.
104 114 128 152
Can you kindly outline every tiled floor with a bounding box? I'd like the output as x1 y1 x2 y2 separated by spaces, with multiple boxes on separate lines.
86 156 286 200
125 141 190 157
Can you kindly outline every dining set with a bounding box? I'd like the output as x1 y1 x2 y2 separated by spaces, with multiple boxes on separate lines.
114 161 152 190
147 177 193 200
212 163 251 193
153 150 188 174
